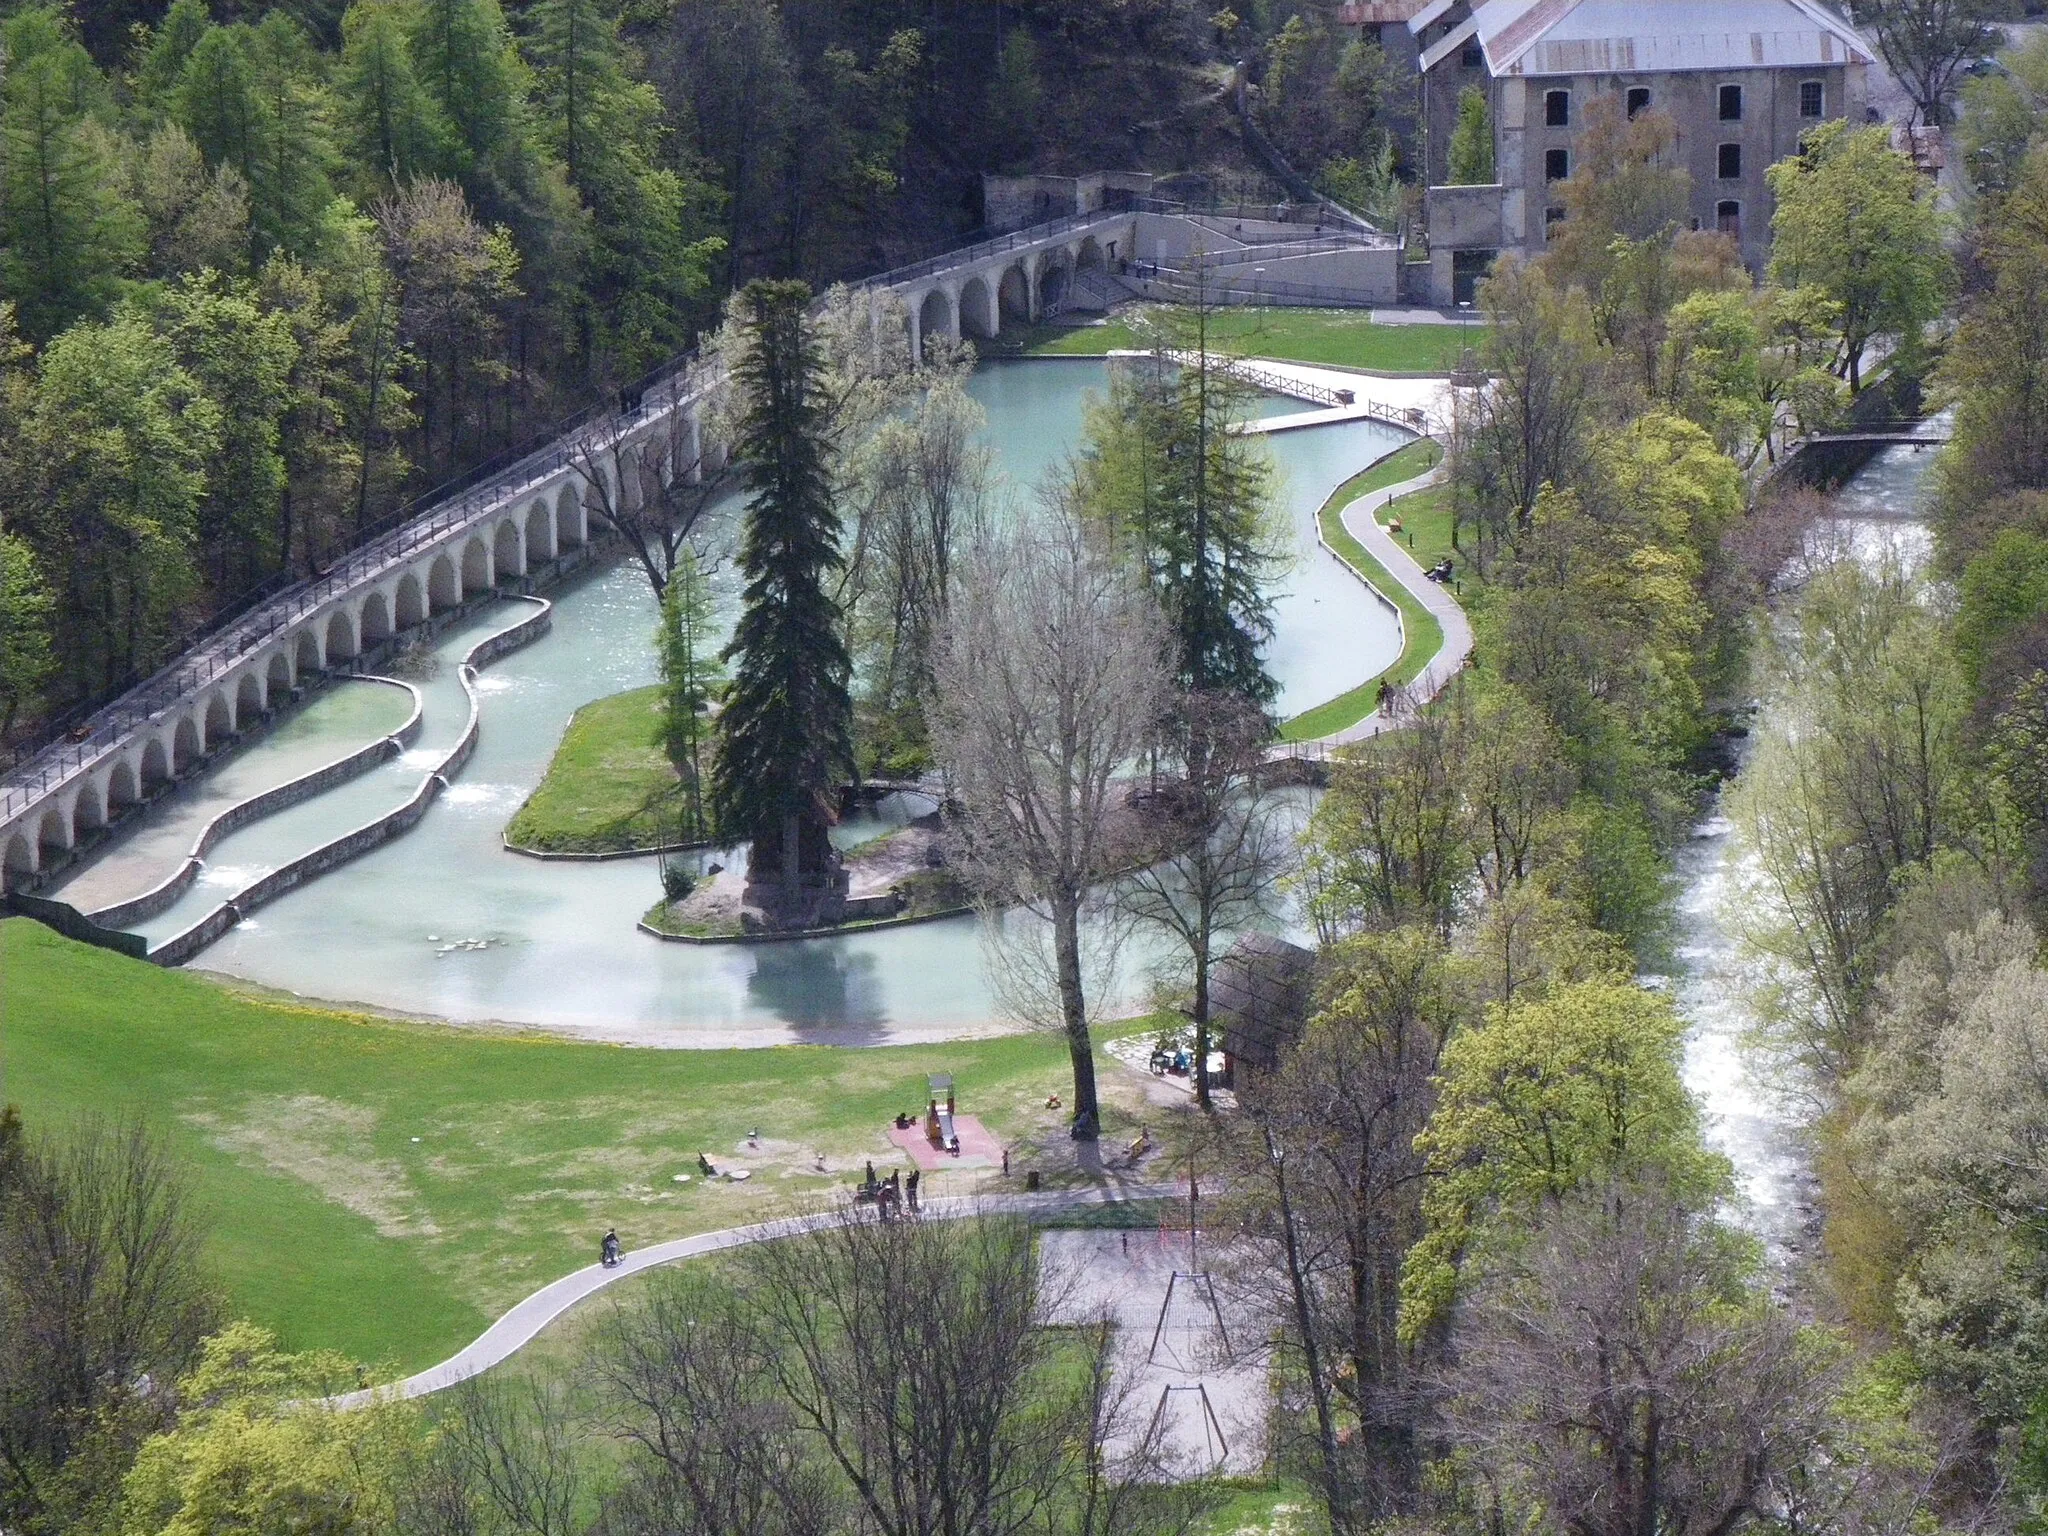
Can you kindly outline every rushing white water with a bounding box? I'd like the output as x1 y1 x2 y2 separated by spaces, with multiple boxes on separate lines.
1663 443 1940 1257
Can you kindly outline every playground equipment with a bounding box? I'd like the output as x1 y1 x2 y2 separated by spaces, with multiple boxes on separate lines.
1147 1152 1231 1368
925 1072 958 1153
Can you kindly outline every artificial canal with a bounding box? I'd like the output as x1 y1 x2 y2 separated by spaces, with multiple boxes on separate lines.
48 359 1407 1045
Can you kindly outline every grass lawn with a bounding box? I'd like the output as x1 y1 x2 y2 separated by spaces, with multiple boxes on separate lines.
1278 439 1448 744
0 918 1181 1374
1024 307 1486 375
502 684 688 854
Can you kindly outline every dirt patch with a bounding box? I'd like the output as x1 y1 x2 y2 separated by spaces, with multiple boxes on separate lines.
185 1095 442 1239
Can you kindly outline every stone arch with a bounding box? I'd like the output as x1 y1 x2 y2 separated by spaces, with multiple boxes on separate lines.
37 807 70 859
555 483 584 549
1076 236 1105 273
266 649 294 701
324 607 357 665
172 715 202 774
493 518 524 581
141 736 172 793
998 261 1032 324
460 536 492 596
3 829 34 891
295 625 324 675
235 670 264 727
917 289 954 358
429 553 461 613
72 779 105 836
1035 248 1072 311
107 757 140 812
359 590 393 646
525 498 556 563
958 275 996 340
395 572 427 630
202 691 234 752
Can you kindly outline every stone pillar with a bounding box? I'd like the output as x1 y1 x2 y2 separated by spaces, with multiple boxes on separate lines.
684 411 703 485
908 295 923 367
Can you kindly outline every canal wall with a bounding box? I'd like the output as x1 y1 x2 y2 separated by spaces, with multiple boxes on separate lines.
148 598 552 967
86 677 424 930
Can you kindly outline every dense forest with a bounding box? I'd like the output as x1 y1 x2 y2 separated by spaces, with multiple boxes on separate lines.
0 0 1396 742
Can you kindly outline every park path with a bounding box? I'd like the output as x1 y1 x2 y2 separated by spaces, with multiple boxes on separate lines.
320 1184 1179 1412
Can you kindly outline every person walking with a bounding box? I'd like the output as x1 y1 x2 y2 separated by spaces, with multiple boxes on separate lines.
601 1228 621 1267
906 1169 921 1213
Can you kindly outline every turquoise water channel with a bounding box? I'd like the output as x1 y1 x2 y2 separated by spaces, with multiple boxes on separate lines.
56 360 1406 1044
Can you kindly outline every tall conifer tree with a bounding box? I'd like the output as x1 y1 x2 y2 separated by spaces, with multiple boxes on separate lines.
712 279 852 886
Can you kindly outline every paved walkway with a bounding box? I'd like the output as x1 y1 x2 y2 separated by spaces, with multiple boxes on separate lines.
320 1185 1177 1411
1314 457 1473 747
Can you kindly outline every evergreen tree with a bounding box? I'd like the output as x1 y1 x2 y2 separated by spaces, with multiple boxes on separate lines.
0 9 139 340
712 279 853 886
136 0 215 113
246 14 340 258
335 0 455 193
527 0 714 374
1077 291 1281 708
406 0 523 174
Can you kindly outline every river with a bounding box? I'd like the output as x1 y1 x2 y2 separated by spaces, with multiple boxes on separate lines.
1663 440 1939 1258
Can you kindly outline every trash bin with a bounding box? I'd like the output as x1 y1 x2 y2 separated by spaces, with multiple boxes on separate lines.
1025 1170 1041 1191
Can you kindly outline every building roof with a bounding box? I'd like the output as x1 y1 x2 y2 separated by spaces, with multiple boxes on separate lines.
1337 0 1434 21
1206 933 1317 1075
1413 0 1873 77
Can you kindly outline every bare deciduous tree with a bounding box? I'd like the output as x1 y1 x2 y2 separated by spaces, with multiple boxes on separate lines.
1118 691 1295 1108
1444 1175 1836 1536
0 1114 220 1534
935 495 1172 1139
1225 927 1460 1531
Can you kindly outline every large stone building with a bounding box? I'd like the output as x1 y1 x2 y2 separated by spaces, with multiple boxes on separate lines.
1409 0 1873 303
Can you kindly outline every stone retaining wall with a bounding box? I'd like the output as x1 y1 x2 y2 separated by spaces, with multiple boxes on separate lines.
88 677 423 929
148 598 552 967
5 892 150 959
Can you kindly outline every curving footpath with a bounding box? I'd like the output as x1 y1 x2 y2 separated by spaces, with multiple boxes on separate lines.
1321 457 1472 746
321 1184 1178 1412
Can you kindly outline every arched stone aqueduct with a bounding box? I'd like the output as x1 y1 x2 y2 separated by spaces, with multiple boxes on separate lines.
0 212 1142 894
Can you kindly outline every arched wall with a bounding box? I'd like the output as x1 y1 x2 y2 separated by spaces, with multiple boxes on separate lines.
526 499 556 562
493 519 523 581
235 671 263 726
266 650 293 698
555 485 583 549
998 262 1032 324
203 692 234 751
142 737 171 791
918 289 954 358
296 626 324 675
173 716 202 773
37 807 69 855
360 590 393 645
72 779 105 835
3 830 34 890
324 608 357 664
460 537 492 596
958 276 996 340
107 758 139 809
1076 236 1105 272
429 554 460 613
396 573 426 629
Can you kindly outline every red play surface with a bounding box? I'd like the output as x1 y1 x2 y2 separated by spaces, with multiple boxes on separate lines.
887 1113 1003 1170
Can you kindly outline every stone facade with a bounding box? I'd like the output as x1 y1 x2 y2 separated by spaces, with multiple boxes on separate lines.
1412 0 1872 303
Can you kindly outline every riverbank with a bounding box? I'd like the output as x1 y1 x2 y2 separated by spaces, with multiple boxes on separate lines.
1281 439 1448 741
1 917 1182 1370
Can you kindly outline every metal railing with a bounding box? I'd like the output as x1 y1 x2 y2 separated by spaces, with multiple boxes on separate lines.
0 205 1164 824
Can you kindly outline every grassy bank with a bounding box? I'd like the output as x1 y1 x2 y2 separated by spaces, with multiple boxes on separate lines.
503 685 688 854
0 919 1170 1372
1278 439 1447 743
1023 307 1485 374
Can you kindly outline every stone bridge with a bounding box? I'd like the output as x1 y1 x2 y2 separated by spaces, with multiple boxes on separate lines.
0 208 1156 892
